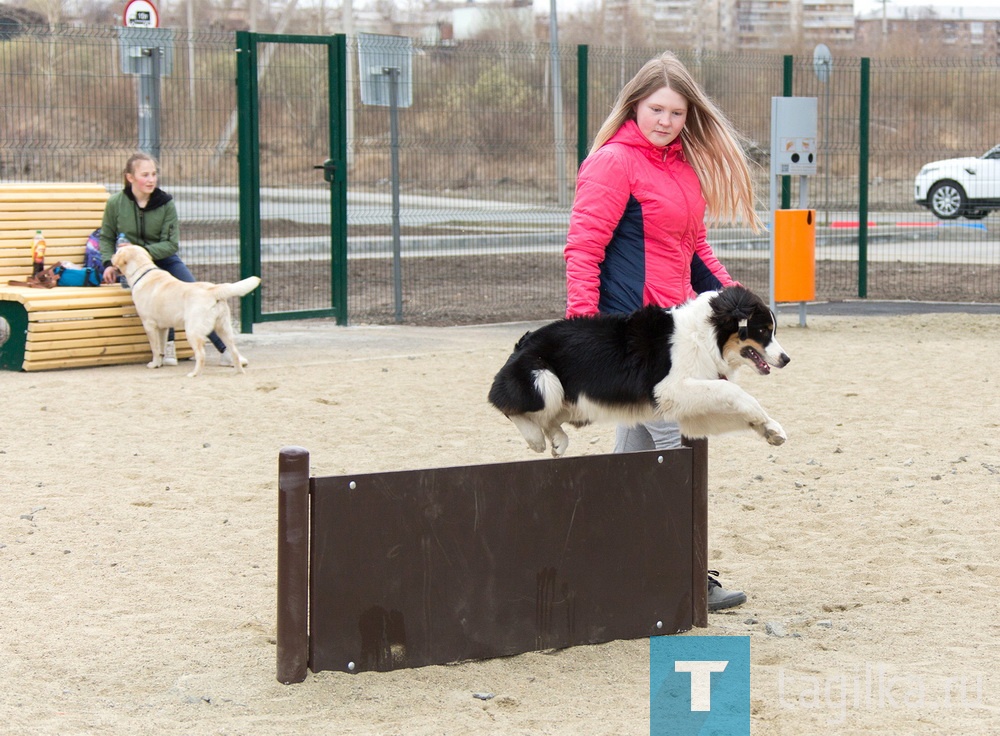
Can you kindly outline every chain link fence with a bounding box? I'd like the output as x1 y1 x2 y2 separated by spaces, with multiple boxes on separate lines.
2 26 998 326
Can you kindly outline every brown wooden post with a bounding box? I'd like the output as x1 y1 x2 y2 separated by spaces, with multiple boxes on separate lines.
685 438 709 627
277 446 310 684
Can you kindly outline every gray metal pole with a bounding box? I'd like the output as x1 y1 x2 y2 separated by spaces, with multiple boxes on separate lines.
549 0 568 207
386 67 403 324
137 47 162 160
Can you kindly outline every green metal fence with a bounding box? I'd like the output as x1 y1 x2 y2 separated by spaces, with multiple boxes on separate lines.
2 26 998 328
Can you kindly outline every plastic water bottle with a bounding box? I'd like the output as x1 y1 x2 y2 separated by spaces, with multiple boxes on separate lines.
31 230 46 276
115 233 130 287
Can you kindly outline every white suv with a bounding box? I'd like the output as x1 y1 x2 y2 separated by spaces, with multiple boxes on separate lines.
914 144 1000 220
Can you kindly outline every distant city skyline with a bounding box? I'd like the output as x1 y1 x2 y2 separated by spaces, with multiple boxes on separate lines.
528 0 1000 14
856 0 999 12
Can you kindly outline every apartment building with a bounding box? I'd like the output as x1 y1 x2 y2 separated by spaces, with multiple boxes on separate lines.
855 4 1000 56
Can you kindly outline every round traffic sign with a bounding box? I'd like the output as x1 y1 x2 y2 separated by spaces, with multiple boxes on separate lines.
123 0 159 28
813 43 832 84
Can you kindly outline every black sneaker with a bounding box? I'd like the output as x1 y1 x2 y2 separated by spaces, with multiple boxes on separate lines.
707 570 747 611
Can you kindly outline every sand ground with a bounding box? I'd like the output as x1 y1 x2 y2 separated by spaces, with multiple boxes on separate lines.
1 311 998 734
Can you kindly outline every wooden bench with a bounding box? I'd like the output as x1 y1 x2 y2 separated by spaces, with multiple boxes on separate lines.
0 183 191 371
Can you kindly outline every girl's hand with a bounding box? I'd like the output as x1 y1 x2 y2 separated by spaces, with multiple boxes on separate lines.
102 266 120 285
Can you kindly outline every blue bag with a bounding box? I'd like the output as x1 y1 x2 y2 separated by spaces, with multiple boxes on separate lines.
53 262 101 287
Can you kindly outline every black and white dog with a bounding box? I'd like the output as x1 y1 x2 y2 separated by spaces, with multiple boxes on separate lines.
488 286 790 457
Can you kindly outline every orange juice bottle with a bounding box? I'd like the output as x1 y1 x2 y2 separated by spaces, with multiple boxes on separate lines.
32 230 46 275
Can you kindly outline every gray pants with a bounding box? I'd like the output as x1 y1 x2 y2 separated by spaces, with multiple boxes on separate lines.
614 420 682 452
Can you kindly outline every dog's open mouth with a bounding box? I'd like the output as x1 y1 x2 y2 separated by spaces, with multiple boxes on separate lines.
741 346 771 374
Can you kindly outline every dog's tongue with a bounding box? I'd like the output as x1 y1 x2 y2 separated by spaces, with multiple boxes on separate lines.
742 346 770 374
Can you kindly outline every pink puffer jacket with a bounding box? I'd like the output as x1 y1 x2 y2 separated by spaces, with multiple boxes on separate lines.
564 119 736 317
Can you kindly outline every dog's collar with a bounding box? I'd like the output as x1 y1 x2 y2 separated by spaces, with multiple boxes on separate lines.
128 265 158 287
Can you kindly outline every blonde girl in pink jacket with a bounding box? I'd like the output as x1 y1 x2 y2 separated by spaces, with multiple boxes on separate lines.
564 51 763 611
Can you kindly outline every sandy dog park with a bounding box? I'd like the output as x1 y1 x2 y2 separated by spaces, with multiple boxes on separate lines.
1 307 998 734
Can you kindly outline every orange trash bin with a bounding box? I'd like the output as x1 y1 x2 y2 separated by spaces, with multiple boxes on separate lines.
774 209 815 302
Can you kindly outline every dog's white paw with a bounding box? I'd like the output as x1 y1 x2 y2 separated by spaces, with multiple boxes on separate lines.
549 429 569 458
147 360 161 369
526 438 546 453
510 415 547 453
763 421 786 446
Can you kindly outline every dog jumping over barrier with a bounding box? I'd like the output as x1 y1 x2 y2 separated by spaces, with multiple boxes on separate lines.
488 286 790 457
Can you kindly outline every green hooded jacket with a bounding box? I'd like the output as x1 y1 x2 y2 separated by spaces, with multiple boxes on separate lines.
99 186 180 266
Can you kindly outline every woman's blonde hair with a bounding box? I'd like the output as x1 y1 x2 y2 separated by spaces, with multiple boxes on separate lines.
591 51 763 231
122 151 158 189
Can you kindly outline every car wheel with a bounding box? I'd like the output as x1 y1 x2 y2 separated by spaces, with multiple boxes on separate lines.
963 209 989 220
928 181 966 220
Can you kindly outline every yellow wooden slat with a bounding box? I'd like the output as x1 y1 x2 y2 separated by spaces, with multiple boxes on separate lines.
28 323 187 339
0 185 108 199
26 342 153 358
0 204 107 214
1 284 127 297
28 307 139 323
27 334 154 351
2 285 133 301
28 320 145 335
21 298 136 312
0 233 101 244
1 244 93 256
23 355 151 371
26 337 192 354
2 252 91 269
0 222 106 235
0 185 106 191
22 342 194 367
0 199 106 209
20 292 135 308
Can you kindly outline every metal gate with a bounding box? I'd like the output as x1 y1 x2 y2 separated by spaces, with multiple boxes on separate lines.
235 31 348 328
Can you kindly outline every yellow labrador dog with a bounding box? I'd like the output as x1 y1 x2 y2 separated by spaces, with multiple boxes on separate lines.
111 244 261 377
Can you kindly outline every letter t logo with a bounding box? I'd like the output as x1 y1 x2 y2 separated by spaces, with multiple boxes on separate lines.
674 660 729 711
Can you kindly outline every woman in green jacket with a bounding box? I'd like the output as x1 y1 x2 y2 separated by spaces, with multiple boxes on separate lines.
99 152 245 367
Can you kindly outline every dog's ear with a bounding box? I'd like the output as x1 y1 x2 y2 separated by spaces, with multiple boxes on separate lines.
713 286 759 339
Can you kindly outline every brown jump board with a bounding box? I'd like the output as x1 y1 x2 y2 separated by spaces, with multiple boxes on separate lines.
298 447 704 676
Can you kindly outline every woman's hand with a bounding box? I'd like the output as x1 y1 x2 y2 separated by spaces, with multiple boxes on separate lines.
102 266 120 285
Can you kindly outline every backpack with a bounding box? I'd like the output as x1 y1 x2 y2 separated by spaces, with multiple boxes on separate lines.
84 229 104 272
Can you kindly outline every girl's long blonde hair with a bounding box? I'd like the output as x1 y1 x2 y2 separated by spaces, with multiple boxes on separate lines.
591 52 763 232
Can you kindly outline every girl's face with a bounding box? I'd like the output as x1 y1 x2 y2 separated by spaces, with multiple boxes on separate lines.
634 86 688 148
126 160 158 197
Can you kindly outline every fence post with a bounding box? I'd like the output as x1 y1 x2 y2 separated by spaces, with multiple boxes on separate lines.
577 44 588 168
781 55 793 210
328 33 349 326
685 437 709 628
858 57 871 299
235 30 262 334
277 446 311 684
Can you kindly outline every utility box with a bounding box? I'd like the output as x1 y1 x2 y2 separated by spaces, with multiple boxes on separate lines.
770 97 817 176
774 209 815 302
